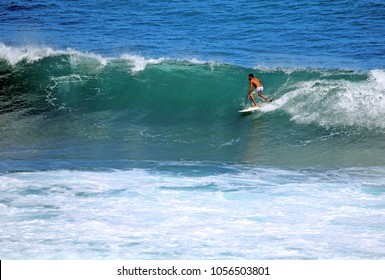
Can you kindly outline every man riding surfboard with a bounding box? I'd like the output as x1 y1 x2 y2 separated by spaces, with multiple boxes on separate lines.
248 73 272 106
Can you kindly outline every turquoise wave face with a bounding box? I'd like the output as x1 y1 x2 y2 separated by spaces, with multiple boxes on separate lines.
1 49 383 128
1 47 385 168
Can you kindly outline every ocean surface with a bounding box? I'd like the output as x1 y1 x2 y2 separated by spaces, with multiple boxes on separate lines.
1 0 385 259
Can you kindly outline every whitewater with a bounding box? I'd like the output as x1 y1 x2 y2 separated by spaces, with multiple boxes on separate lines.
1 0 385 260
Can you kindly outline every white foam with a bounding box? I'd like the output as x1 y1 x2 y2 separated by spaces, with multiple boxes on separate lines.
121 54 166 72
0 43 110 67
370 69 385 88
277 71 385 130
120 54 222 72
1 167 385 259
66 48 109 67
0 43 60 65
184 57 206 64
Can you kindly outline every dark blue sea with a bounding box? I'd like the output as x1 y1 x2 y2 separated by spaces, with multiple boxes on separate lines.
1 0 385 259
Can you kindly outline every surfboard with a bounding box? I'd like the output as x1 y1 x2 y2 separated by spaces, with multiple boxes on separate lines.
238 103 268 113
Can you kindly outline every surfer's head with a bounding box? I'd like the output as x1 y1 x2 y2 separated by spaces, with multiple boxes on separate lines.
248 73 254 80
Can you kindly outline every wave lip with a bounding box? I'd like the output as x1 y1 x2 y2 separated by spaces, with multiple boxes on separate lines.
0 43 59 65
0 43 112 67
120 54 166 72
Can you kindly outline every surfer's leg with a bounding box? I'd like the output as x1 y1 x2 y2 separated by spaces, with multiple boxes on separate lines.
249 94 258 107
258 93 271 103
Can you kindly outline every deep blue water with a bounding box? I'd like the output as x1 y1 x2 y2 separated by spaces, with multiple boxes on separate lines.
2 0 385 69
1 0 385 260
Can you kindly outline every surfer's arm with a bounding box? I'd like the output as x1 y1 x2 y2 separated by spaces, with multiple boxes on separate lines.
248 82 253 96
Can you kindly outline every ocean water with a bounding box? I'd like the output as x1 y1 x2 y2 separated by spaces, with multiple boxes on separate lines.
1 0 385 259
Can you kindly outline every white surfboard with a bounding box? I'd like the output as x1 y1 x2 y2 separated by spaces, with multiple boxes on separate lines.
238 103 268 113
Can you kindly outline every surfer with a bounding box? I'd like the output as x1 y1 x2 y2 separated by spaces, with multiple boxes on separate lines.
248 73 272 106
